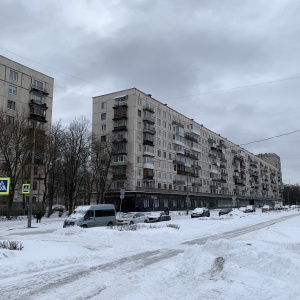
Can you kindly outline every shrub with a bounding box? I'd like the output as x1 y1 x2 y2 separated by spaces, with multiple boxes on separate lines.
0 240 24 250
166 223 180 229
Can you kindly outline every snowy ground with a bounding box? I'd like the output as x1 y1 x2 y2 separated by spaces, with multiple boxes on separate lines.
1 208 300 300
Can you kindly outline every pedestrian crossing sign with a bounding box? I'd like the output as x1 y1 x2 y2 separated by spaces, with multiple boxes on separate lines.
22 184 30 194
0 178 10 195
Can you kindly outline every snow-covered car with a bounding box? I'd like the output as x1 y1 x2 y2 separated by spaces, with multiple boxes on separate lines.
147 212 171 223
239 207 247 213
191 207 210 218
116 212 149 225
283 205 290 210
261 205 272 213
219 208 232 216
245 205 256 213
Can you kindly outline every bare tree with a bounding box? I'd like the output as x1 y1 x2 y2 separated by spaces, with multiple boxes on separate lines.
0 112 32 217
40 122 65 216
91 134 115 204
62 117 91 214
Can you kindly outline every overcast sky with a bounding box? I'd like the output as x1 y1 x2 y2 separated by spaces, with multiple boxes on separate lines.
1 0 300 185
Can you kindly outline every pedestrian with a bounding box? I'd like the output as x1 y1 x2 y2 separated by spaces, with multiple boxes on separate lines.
36 210 42 223
164 207 169 215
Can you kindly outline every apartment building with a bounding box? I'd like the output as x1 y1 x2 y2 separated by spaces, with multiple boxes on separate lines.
92 88 283 212
0 55 54 214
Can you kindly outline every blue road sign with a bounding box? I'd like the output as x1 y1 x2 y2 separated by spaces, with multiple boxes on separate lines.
0 178 10 195
22 184 30 194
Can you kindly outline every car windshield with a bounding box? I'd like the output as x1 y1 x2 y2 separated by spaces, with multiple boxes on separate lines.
121 213 135 218
70 209 88 217
193 208 204 213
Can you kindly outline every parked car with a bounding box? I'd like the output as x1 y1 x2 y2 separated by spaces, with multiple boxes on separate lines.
116 212 149 225
261 205 272 213
239 207 247 213
147 212 171 223
219 208 232 216
63 204 116 228
245 205 256 213
191 207 210 218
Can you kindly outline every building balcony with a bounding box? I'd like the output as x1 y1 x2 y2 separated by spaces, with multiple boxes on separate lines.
173 159 185 166
113 101 127 108
143 128 156 135
184 132 198 142
143 105 155 113
29 101 48 123
112 114 127 120
31 83 49 95
143 138 154 146
172 119 184 127
143 115 155 124
143 162 155 169
113 126 127 132
208 151 217 158
208 138 216 144
111 161 128 166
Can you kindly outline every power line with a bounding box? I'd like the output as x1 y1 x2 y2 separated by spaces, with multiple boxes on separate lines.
239 130 300 146
0 47 112 92
2 46 300 101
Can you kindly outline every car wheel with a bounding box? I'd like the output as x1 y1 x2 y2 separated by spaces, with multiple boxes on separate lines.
107 222 113 227
144 219 148 223
81 224 87 228
129 221 134 225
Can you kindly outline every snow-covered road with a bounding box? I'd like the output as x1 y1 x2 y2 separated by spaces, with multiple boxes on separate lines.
1 209 300 300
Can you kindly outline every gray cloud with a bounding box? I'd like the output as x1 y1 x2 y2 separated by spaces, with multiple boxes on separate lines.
1 0 300 183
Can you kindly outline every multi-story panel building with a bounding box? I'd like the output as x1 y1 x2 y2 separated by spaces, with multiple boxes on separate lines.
92 88 283 212
0 55 54 213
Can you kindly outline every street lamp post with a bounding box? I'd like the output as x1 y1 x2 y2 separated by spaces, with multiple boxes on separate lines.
186 165 199 215
27 126 36 228
186 171 190 215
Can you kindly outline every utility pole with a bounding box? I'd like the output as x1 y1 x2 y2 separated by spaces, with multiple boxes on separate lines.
186 170 190 215
27 126 36 228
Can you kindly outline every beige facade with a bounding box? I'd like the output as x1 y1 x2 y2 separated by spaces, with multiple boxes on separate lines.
93 88 283 210
0 55 54 211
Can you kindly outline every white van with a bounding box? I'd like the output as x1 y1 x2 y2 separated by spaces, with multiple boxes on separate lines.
63 204 116 228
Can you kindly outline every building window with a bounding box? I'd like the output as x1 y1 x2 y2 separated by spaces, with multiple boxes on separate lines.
6 115 14 124
7 100 15 110
101 135 106 142
101 102 107 109
101 124 106 131
157 150 161 157
8 85 17 96
33 79 43 90
32 94 42 104
138 109 141 117
101 113 106 120
10 70 18 81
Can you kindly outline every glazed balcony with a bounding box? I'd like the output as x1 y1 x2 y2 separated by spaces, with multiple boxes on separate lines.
143 115 155 124
29 101 48 123
31 83 49 95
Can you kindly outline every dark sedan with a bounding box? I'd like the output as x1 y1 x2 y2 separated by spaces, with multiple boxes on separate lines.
219 208 232 216
147 212 171 223
191 207 210 218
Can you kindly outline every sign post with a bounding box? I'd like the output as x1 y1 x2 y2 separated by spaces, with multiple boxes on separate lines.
151 196 157 211
119 188 125 217
232 196 237 208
